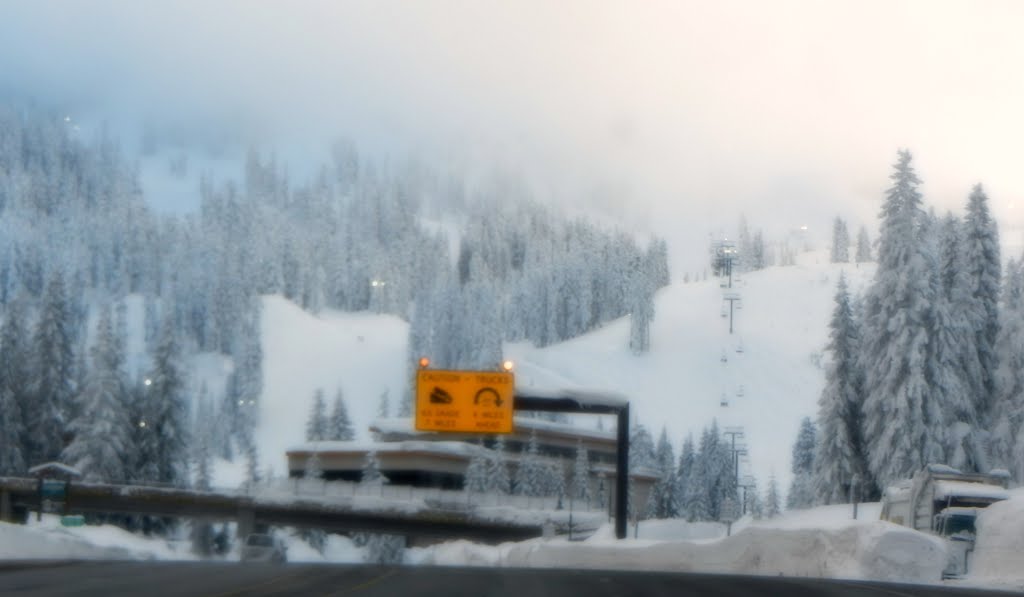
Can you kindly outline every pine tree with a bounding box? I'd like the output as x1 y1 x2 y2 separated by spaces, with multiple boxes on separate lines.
61 307 132 483
675 434 696 520
361 450 385 485
628 258 655 355
243 435 261 490
932 213 983 469
0 299 28 474
861 150 942 488
744 476 764 519
992 257 1024 478
855 226 872 264
815 274 872 504
787 417 817 509
329 389 355 441
29 272 75 464
685 425 713 521
651 427 677 518
831 217 850 263
147 317 189 487
304 450 323 480
464 445 489 494
962 184 1001 451
306 389 328 442
377 390 390 419
487 436 511 494
514 430 545 497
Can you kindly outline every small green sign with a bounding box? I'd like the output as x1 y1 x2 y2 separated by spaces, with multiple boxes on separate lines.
41 480 67 501
60 515 85 527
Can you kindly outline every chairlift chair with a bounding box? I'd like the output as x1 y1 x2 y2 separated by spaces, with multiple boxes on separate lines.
720 393 729 407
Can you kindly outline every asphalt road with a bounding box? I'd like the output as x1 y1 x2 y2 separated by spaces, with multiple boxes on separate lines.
0 561 1016 597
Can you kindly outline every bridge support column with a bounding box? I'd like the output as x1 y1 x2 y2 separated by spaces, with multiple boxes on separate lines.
237 508 255 539
0 489 11 522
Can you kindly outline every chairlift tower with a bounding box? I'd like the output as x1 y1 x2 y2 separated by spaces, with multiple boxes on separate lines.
722 426 746 487
723 292 741 334
711 240 738 288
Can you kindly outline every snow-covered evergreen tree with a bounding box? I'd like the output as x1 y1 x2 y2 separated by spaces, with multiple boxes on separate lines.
29 272 75 464
243 436 261 490
650 427 677 518
787 417 817 509
931 213 983 470
0 298 28 474
744 476 764 519
860 150 942 488
145 317 189 487
992 257 1024 478
815 274 872 504
361 450 385 486
61 307 132 483
962 183 1001 445
855 226 872 264
628 258 655 355
514 429 546 497
831 217 850 263
377 390 390 419
674 434 696 520
464 447 489 494
304 450 323 481
487 436 511 495
306 389 328 442
329 389 355 441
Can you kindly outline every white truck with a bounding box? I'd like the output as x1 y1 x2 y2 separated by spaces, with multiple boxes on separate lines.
880 464 1010 578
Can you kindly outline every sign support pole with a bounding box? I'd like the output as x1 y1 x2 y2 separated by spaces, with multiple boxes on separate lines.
513 393 631 540
615 403 629 541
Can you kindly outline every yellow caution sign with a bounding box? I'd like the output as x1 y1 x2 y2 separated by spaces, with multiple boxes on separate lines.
415 369 514 433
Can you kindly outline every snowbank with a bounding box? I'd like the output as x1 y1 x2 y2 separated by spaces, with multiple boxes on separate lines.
966 491 1024 592
413 509 946 585
0 518 189 560
502 521 945 583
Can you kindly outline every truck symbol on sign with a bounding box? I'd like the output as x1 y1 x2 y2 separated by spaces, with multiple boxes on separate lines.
474 387 504 407
430 387 453 404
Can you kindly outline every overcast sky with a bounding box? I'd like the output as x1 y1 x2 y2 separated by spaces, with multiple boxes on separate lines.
3 0 1024 269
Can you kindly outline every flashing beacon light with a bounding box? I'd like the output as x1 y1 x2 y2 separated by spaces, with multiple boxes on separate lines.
501 360 514 372
419 357 430 369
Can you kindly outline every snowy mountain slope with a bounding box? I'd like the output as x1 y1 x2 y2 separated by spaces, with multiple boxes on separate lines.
508 250 874 495
256 295 409 471
251 251 873 497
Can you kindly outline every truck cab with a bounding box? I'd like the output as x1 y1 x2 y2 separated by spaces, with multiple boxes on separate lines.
881 464 1010 579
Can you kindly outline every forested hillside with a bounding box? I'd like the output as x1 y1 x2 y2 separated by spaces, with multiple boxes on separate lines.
0 104 668 486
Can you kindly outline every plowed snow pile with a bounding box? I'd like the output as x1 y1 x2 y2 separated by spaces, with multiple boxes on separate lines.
966 490 1024 592
502 522 945 583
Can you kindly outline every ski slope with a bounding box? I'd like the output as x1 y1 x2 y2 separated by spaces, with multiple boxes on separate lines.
252 250 874 498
